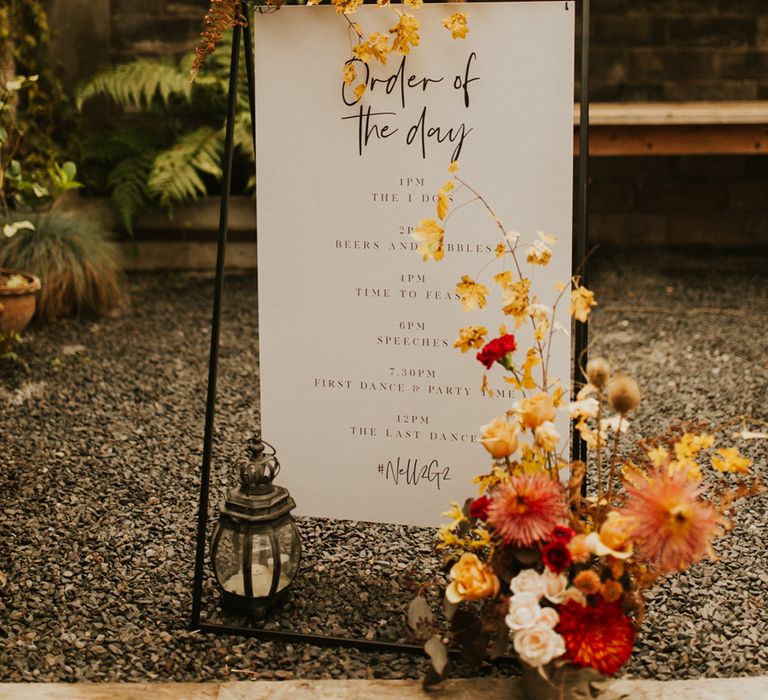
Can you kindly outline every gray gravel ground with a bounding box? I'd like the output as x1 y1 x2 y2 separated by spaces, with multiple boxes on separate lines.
0 247 766 683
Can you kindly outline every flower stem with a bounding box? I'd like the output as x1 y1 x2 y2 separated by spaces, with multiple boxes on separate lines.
602 414 625 521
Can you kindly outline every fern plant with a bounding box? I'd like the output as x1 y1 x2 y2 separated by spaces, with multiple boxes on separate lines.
77 34 253 234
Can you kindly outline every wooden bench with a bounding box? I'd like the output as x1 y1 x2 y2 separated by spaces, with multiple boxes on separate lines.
574 101 768 156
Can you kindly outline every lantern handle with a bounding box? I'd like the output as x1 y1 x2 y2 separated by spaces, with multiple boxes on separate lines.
261 439 280 479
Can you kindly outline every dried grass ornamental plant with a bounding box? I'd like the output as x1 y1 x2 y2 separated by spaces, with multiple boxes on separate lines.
405 163 762 695
191 0 471 84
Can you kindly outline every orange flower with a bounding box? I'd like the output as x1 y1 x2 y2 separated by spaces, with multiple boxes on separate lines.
568 534 591 564
445 553 500 604
573 570 601 595
601 580 624 603
487 474 568 548
556 597 635 676
622 469 719 574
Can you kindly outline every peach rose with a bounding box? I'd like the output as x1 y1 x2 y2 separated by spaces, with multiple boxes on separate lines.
515 393 556 430
479 417 519 459
585 512 634 560
445 553 500 604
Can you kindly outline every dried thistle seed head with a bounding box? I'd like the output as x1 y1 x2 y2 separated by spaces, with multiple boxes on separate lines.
608 375 641 415
586 358 611 391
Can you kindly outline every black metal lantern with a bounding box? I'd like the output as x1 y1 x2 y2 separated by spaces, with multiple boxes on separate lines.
210 436 301 617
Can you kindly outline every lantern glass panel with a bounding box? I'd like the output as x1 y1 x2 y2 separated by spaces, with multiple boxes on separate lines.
274 521 301 592
249 532 275 597
214 527 245 595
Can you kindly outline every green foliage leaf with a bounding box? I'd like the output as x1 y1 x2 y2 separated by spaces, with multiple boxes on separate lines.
76 59 192 110
148 127 223 208
107 154 154 234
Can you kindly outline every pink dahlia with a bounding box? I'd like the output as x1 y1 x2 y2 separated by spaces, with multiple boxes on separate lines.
622 468 719 574
486 474 568 548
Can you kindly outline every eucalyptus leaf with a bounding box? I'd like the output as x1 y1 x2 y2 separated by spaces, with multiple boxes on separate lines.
424 635 449 676
443 596 458 623
407 594 433 635
0 126 7 144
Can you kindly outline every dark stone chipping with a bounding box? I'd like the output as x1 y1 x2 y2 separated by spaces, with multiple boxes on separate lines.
0 248 766 682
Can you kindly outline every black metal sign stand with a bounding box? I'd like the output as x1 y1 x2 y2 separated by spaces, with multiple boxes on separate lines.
190 0 591 652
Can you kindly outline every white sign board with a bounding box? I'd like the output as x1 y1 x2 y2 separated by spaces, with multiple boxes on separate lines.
254 2 574 526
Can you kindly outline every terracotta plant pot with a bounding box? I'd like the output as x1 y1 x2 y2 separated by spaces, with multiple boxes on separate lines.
0 268 41 334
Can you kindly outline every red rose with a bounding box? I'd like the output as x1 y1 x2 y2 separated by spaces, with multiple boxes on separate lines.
469 495 490 520
476 334 517 370
551 525 575 543
540 539 573 574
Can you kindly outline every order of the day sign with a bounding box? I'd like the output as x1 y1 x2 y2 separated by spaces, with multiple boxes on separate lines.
254 2 574 526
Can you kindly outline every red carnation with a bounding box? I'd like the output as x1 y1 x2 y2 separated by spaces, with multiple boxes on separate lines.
556 596 635 676
551 525 576 543
469 496 490 520
476 334 517 370
540 538 573 573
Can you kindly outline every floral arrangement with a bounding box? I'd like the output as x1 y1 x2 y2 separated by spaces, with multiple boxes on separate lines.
405 163 762 695
192 0 469 83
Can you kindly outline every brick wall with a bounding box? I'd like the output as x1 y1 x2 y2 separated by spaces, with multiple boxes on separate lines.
585 0 768 101
589 156 768 246
109 1 210 62
45 1 768 246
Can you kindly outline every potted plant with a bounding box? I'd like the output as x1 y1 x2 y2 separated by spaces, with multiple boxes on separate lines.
0 267 40 335
2 73 123 322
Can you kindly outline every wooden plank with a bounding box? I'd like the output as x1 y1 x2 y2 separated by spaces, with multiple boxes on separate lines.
0 684 219 700
1 677 767 700
573 124 768 156
575 101 768 126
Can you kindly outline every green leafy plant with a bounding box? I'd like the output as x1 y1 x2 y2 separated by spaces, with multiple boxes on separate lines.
0 1 77 192
0 330 29 371
77 34 254 233
0 211 123 320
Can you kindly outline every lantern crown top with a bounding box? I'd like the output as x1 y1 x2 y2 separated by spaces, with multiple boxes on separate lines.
219 434 296 523
240 434 280 496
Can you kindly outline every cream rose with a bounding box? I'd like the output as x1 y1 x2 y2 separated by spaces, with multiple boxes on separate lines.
567 397 599 420
538 606 560 629
561 586 587 606
478 417 519 459
445 553 500 604
505 592 542 631
534 420 561 453
513 626 566 668
542 569 569 604
510 569 545 599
